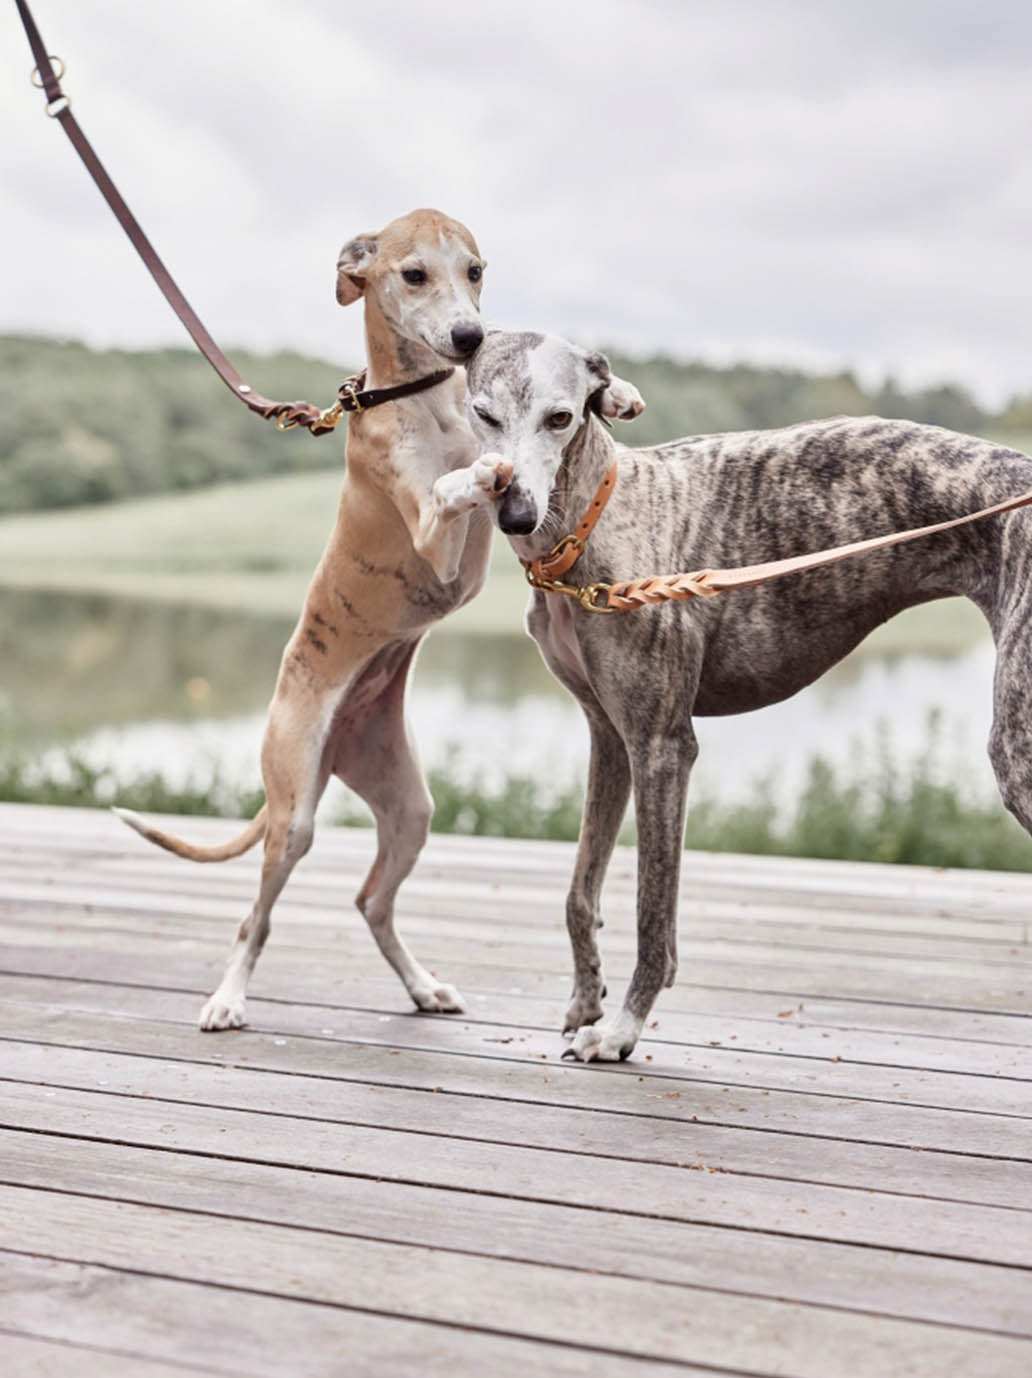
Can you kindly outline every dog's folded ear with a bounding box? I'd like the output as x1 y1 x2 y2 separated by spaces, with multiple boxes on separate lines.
336 235 379 306
584 350 645 421
601 374 646 421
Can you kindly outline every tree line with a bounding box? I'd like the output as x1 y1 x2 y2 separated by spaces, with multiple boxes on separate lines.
1 332 1028 514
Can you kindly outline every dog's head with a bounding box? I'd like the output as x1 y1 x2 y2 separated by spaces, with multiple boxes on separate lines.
464 331 645 536
335 208 486 363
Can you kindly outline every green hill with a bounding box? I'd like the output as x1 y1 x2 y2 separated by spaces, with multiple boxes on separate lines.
2 332 1029 514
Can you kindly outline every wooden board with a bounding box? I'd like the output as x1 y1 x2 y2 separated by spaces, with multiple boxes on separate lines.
1 802 1030 1376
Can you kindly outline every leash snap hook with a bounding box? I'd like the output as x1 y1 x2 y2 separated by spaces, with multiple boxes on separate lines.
577 581 618 614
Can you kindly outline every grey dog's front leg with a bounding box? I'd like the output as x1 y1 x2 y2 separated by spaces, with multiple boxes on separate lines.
569 728 697 1062
563 711 631 1035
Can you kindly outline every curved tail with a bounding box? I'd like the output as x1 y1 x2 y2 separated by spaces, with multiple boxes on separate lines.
112 803 268 863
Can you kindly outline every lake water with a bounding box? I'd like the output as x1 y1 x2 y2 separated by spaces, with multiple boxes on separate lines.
0 584 1002 816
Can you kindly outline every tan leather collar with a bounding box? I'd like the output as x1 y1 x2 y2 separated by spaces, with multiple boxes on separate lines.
523 461 618 584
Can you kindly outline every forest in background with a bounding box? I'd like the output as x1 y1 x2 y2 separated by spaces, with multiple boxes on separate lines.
3 332 1031 514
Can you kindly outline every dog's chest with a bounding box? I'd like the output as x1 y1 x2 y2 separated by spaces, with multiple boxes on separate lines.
533 599 590 687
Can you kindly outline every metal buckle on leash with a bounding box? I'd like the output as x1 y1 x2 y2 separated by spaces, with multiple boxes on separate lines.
524 565 617 614
30 56 71 116
340 380 365 413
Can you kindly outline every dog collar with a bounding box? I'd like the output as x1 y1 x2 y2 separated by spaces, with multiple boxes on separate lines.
308 368 456 435
522 460 619 585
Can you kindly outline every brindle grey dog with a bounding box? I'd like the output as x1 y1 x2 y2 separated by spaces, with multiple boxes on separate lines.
466 329 1032 1062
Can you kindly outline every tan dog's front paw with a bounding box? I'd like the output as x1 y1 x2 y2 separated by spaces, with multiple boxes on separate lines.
471 452 513 500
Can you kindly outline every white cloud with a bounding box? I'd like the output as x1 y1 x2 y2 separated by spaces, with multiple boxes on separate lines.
3 0 1031 405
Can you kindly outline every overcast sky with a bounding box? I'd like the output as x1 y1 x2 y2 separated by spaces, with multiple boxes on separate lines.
3 0 1031 404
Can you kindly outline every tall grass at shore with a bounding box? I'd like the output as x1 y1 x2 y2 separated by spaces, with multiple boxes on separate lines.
4 717 1030 871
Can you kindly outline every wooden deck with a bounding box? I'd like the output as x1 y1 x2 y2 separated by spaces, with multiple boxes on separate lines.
0 802 1029 1376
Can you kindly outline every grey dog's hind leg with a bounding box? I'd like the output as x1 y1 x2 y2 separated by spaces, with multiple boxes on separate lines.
569 726 698 1062
987 610 1032 835
563 711 632 1035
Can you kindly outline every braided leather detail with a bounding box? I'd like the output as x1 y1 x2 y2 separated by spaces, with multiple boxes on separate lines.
607 571 723 610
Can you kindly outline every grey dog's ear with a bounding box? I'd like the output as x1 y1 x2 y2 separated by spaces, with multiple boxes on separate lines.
336 234 378 306
584 350 645 421
601 373 646 421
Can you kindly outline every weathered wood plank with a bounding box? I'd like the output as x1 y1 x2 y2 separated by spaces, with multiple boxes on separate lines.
1 1332 217 1378
1 979 1027 1120
2 1003 1027 1158
2 967 1029 1080
4 1035 1029 1207
0 1253 688 1378
3 913 1029 1014
5 941 1030 1048
5 866 1032 970
1 1128 1029 1337
3 1081 1029 1264
3 1188 1031 1376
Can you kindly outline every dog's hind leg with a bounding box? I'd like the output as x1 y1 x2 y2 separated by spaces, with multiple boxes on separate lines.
563 710 631 1035
987 613 1032 835
199 698 327 1031
569 726 697 1062
336 654 465 1014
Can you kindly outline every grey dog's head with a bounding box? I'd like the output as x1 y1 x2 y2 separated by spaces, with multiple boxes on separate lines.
464 331 645 535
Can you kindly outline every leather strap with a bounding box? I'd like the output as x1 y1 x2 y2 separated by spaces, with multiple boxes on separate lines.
605 483 1032 610
14 0 455 434
338 369 456 415
523 460 618 583
525 455 1032 613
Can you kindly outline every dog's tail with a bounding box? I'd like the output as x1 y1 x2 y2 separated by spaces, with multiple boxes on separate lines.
111 803 268 863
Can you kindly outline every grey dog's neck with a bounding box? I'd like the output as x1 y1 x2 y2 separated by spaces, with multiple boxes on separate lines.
513 415 618 563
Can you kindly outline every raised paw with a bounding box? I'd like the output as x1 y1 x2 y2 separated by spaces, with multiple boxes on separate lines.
199 992 246 1031
471 453 513 501
563 1020 637 1063
411 980 467 1014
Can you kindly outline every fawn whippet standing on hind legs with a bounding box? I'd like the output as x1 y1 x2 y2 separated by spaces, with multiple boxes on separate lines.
465 328 1032 1062
116 208 521 1031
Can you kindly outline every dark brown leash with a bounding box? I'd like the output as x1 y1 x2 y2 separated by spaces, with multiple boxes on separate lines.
14 0 452 434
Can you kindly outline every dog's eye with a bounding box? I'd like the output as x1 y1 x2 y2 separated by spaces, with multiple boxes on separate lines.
473 406 500 428
546 410 573 430
467 263 482 283
402 268 427 285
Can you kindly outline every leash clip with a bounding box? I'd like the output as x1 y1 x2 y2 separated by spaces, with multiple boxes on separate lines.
340 379 365 413
523 565 617 614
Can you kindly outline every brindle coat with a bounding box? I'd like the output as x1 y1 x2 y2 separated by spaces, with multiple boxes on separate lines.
465 330 1032 1061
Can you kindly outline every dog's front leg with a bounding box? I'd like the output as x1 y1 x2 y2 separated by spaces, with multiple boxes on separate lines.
569 728 697 1062
563 710 631 1035
404 454 512 584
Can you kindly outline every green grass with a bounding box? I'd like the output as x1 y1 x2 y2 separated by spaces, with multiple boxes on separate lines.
0 469 530 631
6 720 1032 871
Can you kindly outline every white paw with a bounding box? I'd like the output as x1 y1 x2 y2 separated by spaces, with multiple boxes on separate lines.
470 453 513 501
411 980 467 1014
565 1020 636 1063
199 992 246 1031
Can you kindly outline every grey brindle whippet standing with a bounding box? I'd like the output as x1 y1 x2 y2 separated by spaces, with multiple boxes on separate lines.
466 329 1032 1062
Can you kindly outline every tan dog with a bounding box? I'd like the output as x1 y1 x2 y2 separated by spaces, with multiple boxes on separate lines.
116 208 512 1030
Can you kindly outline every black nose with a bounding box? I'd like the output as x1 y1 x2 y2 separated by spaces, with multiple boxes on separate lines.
451 322 484 357
497 487 538 535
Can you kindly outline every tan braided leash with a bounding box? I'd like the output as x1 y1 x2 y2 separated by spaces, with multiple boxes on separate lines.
524 461 1032 614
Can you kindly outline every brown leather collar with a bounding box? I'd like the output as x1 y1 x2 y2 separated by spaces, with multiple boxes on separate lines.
338 368 455 414
523 461 619 585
